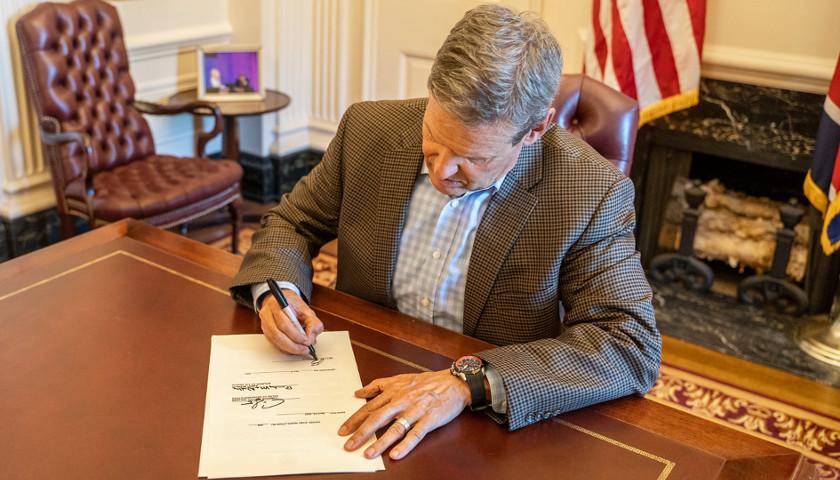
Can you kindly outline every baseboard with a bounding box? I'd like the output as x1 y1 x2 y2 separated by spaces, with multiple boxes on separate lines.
0 209 92 261
212 149 324 204
0 221 8 262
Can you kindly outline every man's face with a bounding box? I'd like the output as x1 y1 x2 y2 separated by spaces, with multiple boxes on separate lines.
422 96 529 197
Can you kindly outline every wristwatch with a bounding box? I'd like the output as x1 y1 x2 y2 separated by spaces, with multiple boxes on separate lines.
450 355 489 411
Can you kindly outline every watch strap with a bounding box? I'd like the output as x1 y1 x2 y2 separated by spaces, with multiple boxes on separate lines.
465 370 488 411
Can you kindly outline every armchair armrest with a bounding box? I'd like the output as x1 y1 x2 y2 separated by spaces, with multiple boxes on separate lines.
134 100 223 157
39 117 96 219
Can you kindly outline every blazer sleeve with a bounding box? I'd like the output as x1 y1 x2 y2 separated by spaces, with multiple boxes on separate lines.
476 176 661 430
228 106 352 307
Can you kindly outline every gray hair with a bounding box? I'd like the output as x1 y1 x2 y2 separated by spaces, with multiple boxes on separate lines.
428 4 563 144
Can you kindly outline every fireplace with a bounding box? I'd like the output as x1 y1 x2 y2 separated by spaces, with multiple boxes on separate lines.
632 78 840 315
629 78 840 382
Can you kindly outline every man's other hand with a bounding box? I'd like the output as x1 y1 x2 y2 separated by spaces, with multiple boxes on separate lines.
338 371 470 460
258 289 324 355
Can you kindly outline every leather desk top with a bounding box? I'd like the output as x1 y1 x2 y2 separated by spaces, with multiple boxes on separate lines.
0 220 816 480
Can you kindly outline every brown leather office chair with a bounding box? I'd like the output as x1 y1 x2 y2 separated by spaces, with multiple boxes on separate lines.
16 0 243 252
552 74 640 176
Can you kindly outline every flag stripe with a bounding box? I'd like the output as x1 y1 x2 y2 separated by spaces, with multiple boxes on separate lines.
600 0 621 91
616 0 662 108
685 0 707 57
610 0 638 100
592 0 608 77
810 111 840 193
829 59 840 113
657 0 701 95
826 95 840 126
831 146 840 202
641 0 681 97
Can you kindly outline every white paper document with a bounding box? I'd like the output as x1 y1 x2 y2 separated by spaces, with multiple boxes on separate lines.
198 332 385 478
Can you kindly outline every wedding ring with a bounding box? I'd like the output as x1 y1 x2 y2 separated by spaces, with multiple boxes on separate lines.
393 417 412 433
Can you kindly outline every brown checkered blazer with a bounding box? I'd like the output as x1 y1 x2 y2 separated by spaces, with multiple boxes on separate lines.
230 98 661 430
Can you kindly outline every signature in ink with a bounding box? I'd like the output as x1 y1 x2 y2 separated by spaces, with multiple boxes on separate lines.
238 396 286 409
232 383 294 392
309 356 332 367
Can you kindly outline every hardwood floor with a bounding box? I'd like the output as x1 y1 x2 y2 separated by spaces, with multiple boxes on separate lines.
663 336 840 418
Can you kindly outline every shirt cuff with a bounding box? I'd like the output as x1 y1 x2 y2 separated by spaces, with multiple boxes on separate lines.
484 363 508 414
250 282 302 313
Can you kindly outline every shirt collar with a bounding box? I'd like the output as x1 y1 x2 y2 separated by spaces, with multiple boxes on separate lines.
419 162 507 197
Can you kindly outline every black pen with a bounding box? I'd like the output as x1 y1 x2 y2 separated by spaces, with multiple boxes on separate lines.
267 279 318 361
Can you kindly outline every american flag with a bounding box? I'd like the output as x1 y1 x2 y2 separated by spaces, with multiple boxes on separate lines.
804 56 840 255
584 0 707 124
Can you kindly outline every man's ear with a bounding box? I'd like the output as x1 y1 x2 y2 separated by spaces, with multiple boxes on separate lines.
522 107 556 146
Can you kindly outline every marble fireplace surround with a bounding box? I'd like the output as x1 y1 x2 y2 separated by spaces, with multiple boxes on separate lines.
630 78 840 384
632 78 840 316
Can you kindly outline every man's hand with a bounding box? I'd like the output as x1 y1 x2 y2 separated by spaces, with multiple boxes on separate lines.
338 370 470 460
258 289 324 355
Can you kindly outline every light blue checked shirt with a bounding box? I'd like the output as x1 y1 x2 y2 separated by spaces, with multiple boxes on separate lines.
252 164 509 413
393 164 504 332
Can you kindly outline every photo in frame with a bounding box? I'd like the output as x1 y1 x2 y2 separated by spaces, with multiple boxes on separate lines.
197 45 264 102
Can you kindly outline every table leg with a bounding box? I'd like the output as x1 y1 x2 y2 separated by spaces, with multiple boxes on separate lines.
222 116 240 163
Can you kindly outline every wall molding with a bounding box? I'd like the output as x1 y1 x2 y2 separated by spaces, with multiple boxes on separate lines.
135 72 198 101
702 45 834 94
0 183 54 220
361 0 379 101
125 22 232 63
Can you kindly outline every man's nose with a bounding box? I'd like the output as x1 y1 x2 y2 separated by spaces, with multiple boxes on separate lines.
432 153 460 180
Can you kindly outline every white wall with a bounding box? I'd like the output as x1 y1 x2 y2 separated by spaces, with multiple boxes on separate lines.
0 0 56 221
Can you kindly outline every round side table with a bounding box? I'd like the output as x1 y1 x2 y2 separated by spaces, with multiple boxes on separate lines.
167 89 291 163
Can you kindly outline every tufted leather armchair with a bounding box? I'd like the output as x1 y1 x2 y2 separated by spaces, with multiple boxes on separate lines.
16 0 243 252
552 74 640 176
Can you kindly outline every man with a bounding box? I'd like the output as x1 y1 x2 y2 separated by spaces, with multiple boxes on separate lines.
207 68 227 93
230 4 660 461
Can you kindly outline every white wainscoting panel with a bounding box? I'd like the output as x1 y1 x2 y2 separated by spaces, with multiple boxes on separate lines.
398 53 435 100
0 0 55 219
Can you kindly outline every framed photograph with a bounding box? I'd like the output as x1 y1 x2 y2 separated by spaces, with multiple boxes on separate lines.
197 44 264 102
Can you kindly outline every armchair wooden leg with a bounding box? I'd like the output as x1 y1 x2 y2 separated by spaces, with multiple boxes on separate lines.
229 199 241 254
60 213 76 240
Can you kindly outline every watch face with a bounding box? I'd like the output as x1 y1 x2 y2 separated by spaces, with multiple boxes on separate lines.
455 355 483 375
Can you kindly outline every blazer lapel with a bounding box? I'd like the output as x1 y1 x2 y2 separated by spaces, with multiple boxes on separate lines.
462 141 543 336
370 140 423 308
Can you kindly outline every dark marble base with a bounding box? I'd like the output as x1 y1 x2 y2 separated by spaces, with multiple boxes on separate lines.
239 152 278 204
0 210 90 262
3 209 60 258
652 280 840 387
214 149 323 204
0 221 8 262
277 150 323 196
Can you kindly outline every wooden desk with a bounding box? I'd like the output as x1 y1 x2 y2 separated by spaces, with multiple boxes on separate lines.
0 220 815 479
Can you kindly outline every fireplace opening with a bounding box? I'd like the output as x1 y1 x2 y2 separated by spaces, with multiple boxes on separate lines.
657 153 811 290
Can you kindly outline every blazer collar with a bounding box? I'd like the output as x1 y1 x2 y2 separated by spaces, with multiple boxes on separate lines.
369 119 424 307
462 133 547 335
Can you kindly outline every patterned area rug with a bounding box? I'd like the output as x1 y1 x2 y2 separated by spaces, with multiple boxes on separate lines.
652 365 839 477
212 228 840 477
